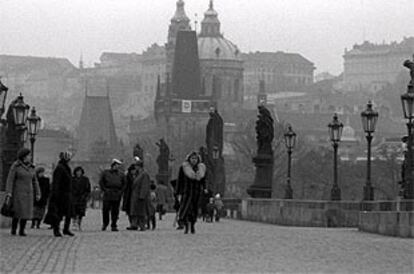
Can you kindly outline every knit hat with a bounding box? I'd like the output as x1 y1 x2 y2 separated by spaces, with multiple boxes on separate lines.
59 151 72 161
185 151 201 163
17 148 31 161
35 166 45 175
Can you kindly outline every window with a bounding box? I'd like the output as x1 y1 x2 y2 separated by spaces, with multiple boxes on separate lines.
234 79 240 101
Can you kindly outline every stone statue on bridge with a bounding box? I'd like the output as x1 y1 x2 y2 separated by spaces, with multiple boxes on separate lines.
256 105 274 155
247 104 274 198
205 107 225 194
155 138 170 185
133 143 144 161
403 55 414 86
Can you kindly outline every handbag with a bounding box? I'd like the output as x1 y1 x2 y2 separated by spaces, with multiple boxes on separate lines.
1 195 14 217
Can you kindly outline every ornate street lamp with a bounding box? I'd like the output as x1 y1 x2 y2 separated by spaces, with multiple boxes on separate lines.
0 79 8 121
11 93 30 128
283 124 296 199
360 101 378 200
400 56 414 199
27 107 41 163
328 113 343 201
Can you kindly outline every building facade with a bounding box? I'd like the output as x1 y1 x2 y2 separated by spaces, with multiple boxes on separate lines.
343 37 414 92
242 51 315 96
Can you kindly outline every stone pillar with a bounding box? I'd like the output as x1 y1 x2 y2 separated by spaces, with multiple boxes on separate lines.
247 154 273 198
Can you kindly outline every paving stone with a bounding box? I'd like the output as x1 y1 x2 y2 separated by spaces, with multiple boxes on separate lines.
0 209 413 273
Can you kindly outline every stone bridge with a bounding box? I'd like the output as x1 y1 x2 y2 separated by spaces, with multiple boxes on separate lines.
0 209 412 273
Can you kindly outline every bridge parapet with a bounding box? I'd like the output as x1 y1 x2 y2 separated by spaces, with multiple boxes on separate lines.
222 198 414 228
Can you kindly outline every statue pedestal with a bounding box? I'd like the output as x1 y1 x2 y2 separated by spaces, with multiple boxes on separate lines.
156 172 170 186
247 154 273 198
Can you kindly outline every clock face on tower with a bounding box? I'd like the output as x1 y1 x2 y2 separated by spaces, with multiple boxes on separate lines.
182 100 192 113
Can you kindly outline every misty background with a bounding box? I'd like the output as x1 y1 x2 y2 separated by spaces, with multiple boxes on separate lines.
1 0 413 74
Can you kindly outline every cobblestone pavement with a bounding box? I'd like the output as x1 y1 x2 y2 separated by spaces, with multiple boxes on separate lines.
0 209 413 274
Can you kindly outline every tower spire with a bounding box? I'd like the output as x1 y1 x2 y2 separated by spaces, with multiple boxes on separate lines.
200 0 221 37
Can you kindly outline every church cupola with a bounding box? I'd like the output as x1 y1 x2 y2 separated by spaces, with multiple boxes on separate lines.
200 0 222 37
171 0 190 23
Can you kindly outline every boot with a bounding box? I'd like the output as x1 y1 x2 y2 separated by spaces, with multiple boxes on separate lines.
19 220 27 236
190 222 195 234
11 218 18 235
184 222 189 234
63 216 75 236
78 218 82 231
53 225 62 237
36 219 41 229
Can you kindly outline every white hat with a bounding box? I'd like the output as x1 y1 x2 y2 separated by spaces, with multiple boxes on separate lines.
112 159 123 165
215 193 221 199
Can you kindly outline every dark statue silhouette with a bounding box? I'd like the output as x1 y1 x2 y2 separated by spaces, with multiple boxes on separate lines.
256 105 274 155
156 138 170 174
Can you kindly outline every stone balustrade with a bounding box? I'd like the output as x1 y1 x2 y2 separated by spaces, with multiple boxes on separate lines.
222 198 414 236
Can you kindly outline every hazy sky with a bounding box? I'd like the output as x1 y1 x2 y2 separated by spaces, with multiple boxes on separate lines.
1 0 413 74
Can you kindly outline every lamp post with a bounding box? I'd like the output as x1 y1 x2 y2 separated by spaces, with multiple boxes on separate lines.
283 124 296 199
27 107 41 163
0 80 8 121
328 113 343 201
360 101 378 200
1 93 30 191
400 56 414 199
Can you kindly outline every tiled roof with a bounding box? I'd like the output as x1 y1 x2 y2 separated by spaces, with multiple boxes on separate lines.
0 55 76 74
241 51 314 66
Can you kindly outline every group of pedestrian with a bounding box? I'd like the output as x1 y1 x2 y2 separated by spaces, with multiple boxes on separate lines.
5 149 91 237
120 157 168 231
4 148 216 237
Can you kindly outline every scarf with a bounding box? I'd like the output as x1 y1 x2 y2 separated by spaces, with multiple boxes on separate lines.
182 161 206 181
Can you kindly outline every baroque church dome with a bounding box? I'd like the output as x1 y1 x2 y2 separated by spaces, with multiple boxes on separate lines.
197 0 241 61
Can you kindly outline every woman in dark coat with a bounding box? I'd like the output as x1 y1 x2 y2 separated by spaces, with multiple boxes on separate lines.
44 151 74 237
32 167 50 229
176 151 206 234
122 164 138 229
5 148 40 236
71 166 91 231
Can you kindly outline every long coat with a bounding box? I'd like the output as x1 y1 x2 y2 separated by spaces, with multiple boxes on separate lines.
99 169 125 202
129 171 151 217
44 160 72 225
122 171 135 214
34 177 50 207
176 161 206 223
6 160 40 219
71 175 91 217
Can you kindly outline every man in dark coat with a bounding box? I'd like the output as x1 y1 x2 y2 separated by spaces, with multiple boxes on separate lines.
176 151 206 234
44 151 74 237
128 160 151 231
99 159 126 231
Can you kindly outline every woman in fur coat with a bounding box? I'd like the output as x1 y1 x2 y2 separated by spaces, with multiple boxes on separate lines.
176 151 206 234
